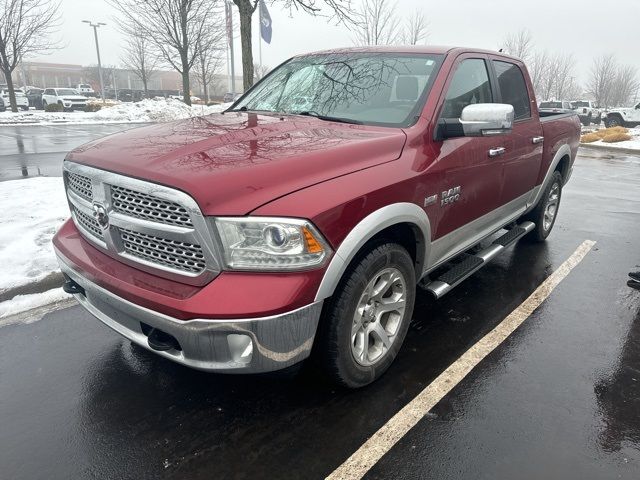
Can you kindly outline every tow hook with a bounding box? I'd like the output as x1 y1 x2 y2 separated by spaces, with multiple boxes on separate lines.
62 277 85 296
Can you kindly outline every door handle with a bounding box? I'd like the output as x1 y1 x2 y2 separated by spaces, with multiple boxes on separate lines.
532 136 544 144
488 147 506 157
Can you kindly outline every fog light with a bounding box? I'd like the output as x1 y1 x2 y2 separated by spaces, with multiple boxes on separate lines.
227 334 253 364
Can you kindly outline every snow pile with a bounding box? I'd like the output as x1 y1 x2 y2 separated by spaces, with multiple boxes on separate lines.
0 99 230 125
0 177 69 293
0 289 71 320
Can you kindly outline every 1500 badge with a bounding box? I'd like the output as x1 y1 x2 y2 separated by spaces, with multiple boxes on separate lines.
441 186 461 206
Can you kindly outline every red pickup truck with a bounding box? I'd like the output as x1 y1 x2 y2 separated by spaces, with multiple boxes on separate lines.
53 46 580 387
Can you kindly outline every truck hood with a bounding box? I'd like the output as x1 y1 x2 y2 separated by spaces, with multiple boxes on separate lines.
67 112 407 215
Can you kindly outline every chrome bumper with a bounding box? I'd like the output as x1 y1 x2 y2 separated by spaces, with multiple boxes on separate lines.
57 253 323 373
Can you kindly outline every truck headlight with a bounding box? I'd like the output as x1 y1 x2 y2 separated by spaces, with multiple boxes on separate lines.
214 217 331 271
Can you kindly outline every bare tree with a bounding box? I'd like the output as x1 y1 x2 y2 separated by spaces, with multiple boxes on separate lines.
501 29 534 62
253 63 270 82
586 53 617 108
402 11 428 45
529 50 550 98
231 0 355 92
610 64 639 107
120 33 159 97
109 0 225 105
352 0 401 46
194 40 224 103
551 53 575 100
0 0 60 112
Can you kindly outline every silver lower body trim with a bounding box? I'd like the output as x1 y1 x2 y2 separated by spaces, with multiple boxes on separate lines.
57 253 323 373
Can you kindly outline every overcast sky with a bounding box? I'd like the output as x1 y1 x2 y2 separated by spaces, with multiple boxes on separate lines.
37 0 639 86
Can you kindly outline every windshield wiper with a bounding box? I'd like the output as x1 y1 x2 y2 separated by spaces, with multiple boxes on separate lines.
294 111 363 125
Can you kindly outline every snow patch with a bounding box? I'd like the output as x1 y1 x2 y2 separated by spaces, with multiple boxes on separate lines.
0 177 69 292
0 99 230 125
0 288 72 319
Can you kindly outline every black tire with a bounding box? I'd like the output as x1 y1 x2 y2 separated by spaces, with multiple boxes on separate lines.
314 242 416 388
524 170 563 242
604 115 623 128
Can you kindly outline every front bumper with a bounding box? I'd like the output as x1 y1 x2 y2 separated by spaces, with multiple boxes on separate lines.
57 252 324 373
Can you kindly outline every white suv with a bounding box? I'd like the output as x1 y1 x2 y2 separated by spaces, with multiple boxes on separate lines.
604 102 640 128
75 84 95 96
42 88 88 111
0 88 29 111
571 100 601 126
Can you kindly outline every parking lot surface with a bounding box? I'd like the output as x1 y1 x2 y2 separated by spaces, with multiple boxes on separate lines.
1 147 639 479
0 124 148 181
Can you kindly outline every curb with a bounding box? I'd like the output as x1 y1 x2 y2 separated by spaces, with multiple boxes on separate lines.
579 143 640 156
0 272 65 303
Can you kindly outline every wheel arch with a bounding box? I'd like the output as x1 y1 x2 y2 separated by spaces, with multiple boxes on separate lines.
527 143 572 212
314 203 431 302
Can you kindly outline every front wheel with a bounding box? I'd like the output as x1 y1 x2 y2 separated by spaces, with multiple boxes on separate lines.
604 115 623 128
525 170 563 242
314 242 416 388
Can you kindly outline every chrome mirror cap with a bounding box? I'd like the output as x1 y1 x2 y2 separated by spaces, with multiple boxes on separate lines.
460 103 515 137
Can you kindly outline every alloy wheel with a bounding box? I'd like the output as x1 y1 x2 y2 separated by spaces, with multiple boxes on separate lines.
351 267 407 367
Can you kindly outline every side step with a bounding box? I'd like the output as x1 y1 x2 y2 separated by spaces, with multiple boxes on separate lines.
420 221 535 299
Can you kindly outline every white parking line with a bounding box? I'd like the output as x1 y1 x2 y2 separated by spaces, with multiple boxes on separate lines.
327 239 596 480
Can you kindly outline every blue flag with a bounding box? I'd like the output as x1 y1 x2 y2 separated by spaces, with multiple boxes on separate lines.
259 0 272 44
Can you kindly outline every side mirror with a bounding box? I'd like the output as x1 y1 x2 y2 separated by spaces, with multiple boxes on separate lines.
438 103 514 139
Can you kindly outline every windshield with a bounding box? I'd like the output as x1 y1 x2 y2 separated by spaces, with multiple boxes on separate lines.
540 101 563 109
57 89 78 95
79 84 91 89
233 52 444 127
571 101 589 108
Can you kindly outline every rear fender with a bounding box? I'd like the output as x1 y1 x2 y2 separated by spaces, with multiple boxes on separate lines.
526 143 572 211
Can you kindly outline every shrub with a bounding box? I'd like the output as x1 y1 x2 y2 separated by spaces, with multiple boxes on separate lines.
580 133 600 143
84 103 102 112
44 103 63 112
601 133 632 143
580 126 629 143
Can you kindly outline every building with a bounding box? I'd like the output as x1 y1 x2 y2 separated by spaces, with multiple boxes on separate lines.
4 61 243 99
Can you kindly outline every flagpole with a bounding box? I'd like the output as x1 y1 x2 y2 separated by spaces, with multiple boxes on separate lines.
258 1 263 70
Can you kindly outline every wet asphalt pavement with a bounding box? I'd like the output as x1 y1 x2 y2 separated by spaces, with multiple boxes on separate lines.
1 135 639 479
0 124 149 181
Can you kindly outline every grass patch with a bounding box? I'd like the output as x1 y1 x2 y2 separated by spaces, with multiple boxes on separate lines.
44 103 63 112
580 133 601 143
84 103 102 112
581 126 629 143
601 133 632 143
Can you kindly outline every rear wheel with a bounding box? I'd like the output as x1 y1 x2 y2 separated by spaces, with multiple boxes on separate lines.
525 170 563 242
315 242 416 388
604 115 623 128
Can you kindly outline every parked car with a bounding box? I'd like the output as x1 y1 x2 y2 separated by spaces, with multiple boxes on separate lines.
53 46 580 387
75 83 95 97
0 88 29 111
538 100 574 114
603 102 640 128
25 88 44 110
571 100 601 126
223 92 242 103
42 88 88 111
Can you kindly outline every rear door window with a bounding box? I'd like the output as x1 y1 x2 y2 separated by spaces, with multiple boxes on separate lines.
441 59 493 119
493 60 531 120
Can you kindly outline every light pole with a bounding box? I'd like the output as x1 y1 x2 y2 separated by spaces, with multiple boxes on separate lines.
82 20 106 103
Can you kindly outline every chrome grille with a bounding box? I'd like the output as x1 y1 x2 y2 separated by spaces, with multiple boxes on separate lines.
73 207 103 240
63 161 219 285
120 229 206 273
111 185 193 227
67 172 93 200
